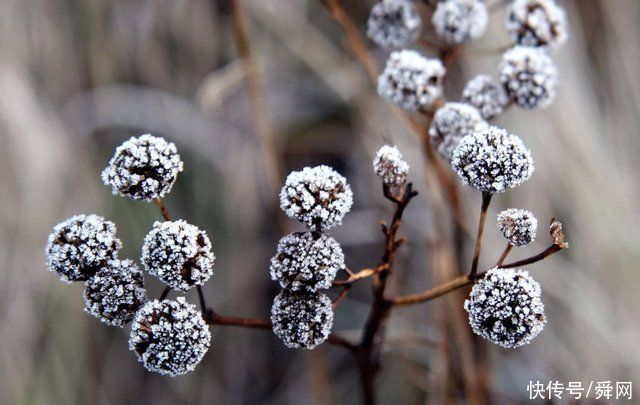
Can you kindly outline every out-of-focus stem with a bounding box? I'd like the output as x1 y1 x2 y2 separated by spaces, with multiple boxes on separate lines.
469 192 493 277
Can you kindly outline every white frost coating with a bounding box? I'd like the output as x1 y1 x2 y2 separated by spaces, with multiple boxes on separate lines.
279 165 353 231
432 0 488 45
464 268 546 349
499 46 557 109
367 0 422 49
141 220 215 292
462 75 509 120
102 134 184 201
271 290 334 349
429 102 488 162
377 50 445 110
507 0 568 50
129 297 211 376
83 259 147 327
451 126 534 193
270 231 344 292
497 208 538 246
45 214 122 283
373 145 410 187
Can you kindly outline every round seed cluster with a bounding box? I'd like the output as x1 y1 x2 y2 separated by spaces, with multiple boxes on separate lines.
83 259 147 327
464 268 546 349
507 0 568 50
462 75 509 120
432 0 488 45
102 134 184 201
367 0 421 49
429 102 488 162
129 297 211 376
270 232 344 292
377 50 446 110
45 214 122 283
141 220 215 292
373 145 410 187
271 290 334 350
279 165 353 231
452 126 534 193
499 46 557 109
497 208 538 246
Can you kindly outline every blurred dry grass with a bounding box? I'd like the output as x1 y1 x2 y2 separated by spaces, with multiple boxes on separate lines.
1 0 639 404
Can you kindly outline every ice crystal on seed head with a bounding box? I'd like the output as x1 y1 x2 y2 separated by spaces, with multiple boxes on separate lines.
507 0 568 50
462 75 509 120
451 126 534 193
45 214 122 283
129 297 211 376
464 267 546 349
141 220 215 292
429 102 488 162
270 232 344 292
373 145 410 187
497 208 538 246
279 165 353 231
101 134 184 201
377 50 446 111
271 290 334 350
499 46 558 109
367 0 422 50
83 259 147 327
432 0 488 45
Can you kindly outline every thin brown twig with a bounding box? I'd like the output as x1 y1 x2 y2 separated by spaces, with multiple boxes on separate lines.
332 264 389 286
153 198 172 221
204 312 356 350
159 286 171 301
500 244 564 268
496 244 513 267
332 284 351 309
196 286 207 312
229 0 283 199
469 192 493 277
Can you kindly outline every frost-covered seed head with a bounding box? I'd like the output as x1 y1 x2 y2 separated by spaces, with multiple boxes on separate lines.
462 75 509 120
429 102 488 161
270 232 344 292
83 259 147 326
279 165 353 231
102 134 184 201
497 208 538 246
129 297 211 376
499 46 558 109
45 214 122 283
464 268 546 349
141 220 215 292
271 290 334 349
452 126 534 193
432 0 488 45
377 50 446 110
373 145 410 187
367 0 422 49
507 0 568 50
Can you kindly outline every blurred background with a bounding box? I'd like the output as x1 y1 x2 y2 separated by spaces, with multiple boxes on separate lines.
1 0 639 403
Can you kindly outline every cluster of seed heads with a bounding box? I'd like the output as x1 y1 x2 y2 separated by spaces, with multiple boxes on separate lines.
372 145 410 187
464 268 546 349
46 134 213 376
429 102 488 162
432 0 488 45
367 0 421 49
272 165 353 348
497 208 538 246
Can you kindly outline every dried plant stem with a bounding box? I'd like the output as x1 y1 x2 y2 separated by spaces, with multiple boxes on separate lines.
196 286 207 311
159 286 171 300
358 183 417 405
500 244 564 268
469 192 493 277
230 0 283 198
392 275 473 306
153 198 172 221
496 244 513 267
333 264 390 286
